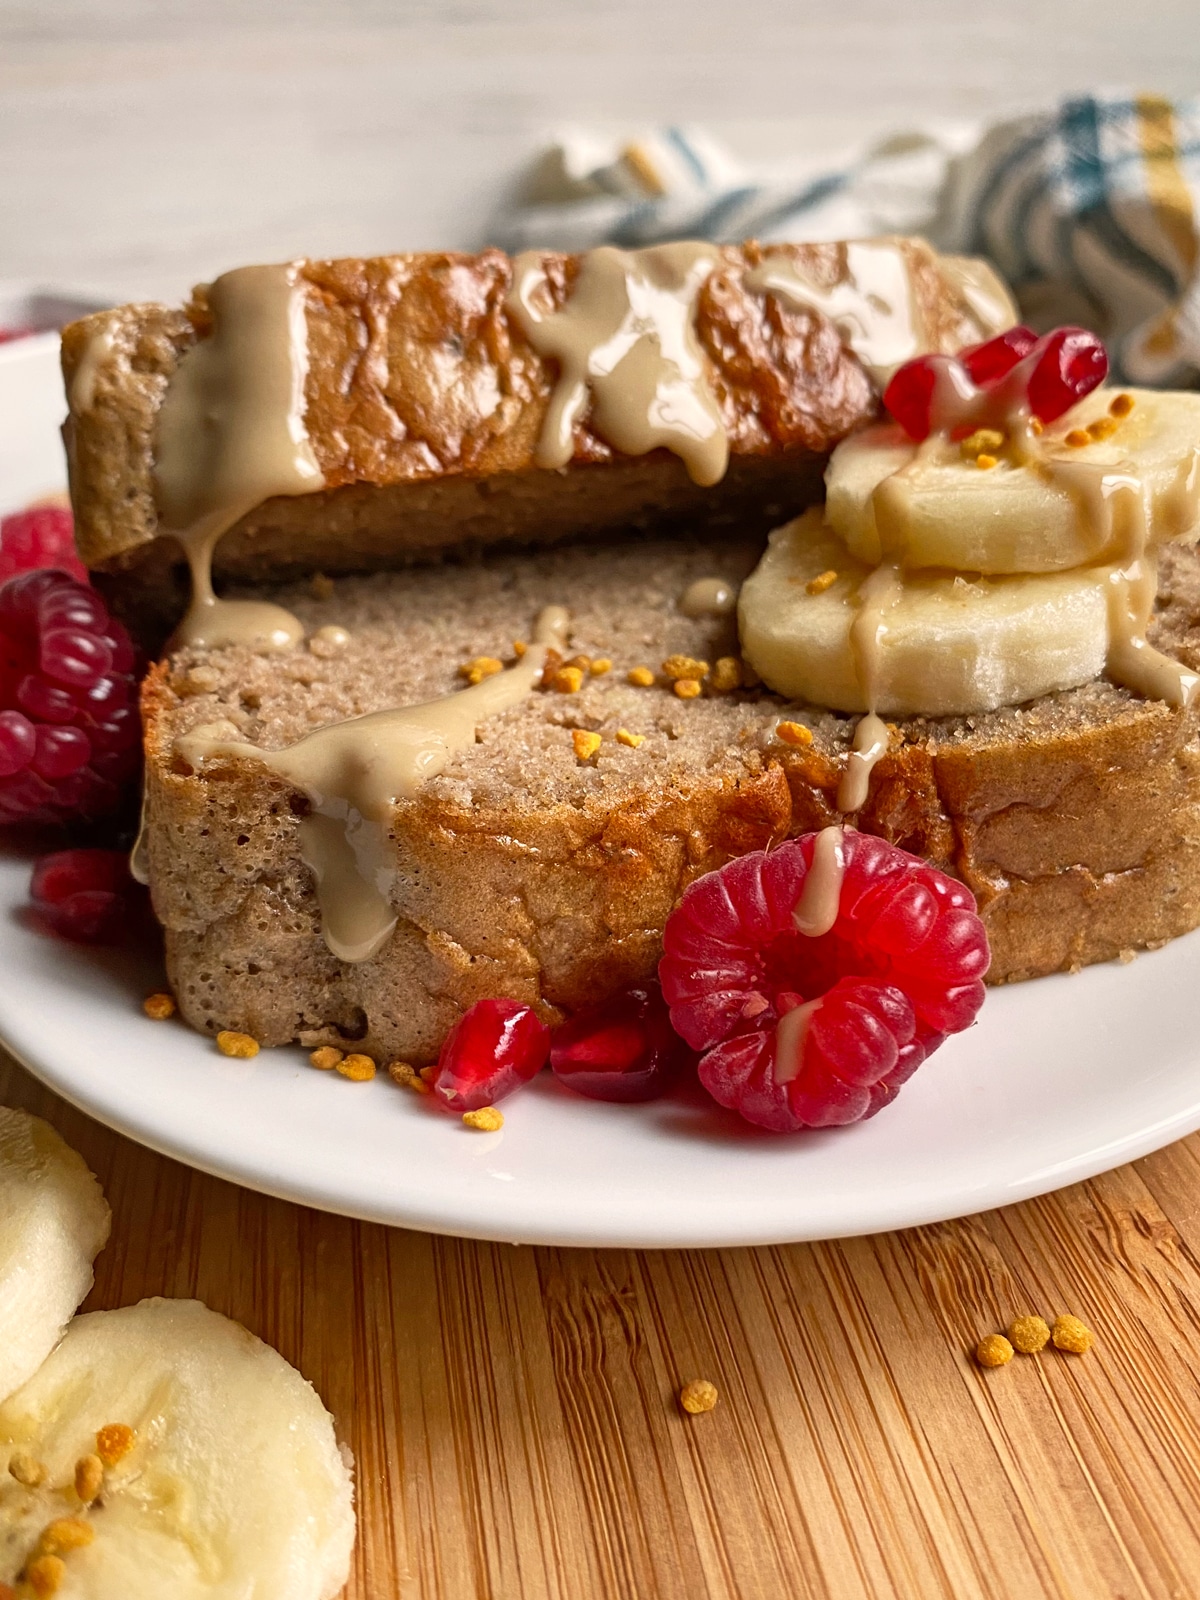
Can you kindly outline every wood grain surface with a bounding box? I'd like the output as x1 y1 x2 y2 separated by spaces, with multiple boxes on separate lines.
5 1046 1200 1600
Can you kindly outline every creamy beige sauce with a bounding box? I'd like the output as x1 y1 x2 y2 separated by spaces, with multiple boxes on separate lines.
130 783 150 886
836 562 902 812
155 262 324 652
507 242 728 486
69 323 116 414
175 607 570 963
678 576 737 618
747 242 927 387
939 255 1020 340
792 824 846 937
773 997 823 1086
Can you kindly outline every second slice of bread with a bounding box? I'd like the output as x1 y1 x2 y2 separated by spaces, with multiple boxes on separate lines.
142 535 1200 1064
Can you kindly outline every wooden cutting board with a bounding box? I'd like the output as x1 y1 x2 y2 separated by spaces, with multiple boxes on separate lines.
4 1043 1200 1600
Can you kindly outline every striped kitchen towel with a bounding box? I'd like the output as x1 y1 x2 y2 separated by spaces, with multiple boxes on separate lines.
489 94 1200 386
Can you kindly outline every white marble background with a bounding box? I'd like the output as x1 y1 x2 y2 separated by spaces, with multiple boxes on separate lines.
1 0 1197 303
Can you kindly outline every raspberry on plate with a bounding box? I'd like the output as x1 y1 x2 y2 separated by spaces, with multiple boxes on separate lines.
659 830 989 1132
27 847 145 943
0 505 87 585
0 568 140 825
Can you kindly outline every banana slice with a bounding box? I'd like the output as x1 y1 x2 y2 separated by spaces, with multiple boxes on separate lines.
826 387 1200 573
0 1108 110 1406
738 510 1112 716
0 1298 354 1599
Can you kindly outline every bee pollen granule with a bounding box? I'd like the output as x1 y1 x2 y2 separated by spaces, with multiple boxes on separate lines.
974 1335 1014 1368
1052 1314 1094 1354
1008 1315 1051 1354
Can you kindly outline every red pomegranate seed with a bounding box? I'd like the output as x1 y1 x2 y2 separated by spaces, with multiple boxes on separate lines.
430 998 551 1111
958 325 1038 386
1025 326 1109 424
550 983 691 1102
881 357 942 441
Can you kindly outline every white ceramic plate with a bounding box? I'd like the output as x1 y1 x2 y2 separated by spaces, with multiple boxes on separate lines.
4 337 1200 1249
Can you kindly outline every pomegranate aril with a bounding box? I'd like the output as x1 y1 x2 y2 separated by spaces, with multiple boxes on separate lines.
551 983 689 1102
881 357 941 442
0 709 36 777
958 325 1038 386
430 998 550 1111
1025 325 1108 424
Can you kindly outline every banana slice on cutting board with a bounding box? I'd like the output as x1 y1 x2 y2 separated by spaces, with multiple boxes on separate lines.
0 1297 355 1599
738 509 1112 716
826 387 1200 573
0 1108 110 1406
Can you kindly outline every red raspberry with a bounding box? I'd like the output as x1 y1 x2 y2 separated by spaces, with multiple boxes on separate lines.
27 847 144 943
550 982 693 1102
0 506 87 585
659 832 989 1132
429 998 551 1111
0 569 140 825
883 325 1107 440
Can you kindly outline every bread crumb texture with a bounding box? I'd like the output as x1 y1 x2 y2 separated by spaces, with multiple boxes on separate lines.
145 536 1200 1065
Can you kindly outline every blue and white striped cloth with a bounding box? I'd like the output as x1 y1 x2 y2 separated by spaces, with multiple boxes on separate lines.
490 94 1200 387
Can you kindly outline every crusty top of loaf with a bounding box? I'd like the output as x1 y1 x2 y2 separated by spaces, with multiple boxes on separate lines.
63 239 999 595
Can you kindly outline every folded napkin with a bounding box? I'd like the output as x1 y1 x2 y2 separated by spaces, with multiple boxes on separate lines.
491 94 1200 386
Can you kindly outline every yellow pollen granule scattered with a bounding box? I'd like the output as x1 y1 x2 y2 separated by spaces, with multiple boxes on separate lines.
805 569 838 595
1008 1315 1051 1354
38 1519 94 1556
960 427 1005 457
1029 416 1045 435
388 1061 430 1093
463 1107 504 1131
336 1053 376 1082
627 666 655 687
73 1454 103 1504
709 656 742 693
616 728 645 748
216 1030 259 1059
974 1334 1014 1368
679 1379 719 1414
572 729 603 761
564 654 592 673
459 655 503 686
24 1554 66 1597
95 1424 135 1468
142 992 176 1020
309 1046 343 1071
1087 415 1118 441
1065 428 1090 448
673 678 702 699
512 639 527 658
1052 1314 1093 1354
8 1452 45 1487
976 453 998 471
552 665 585 694
590 658 613 675
662 654 709 681
776 720 814 747
1109 391 1136 418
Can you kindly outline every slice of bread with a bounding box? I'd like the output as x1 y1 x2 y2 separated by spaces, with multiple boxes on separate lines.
61 241 999 639
142 534 1200 1065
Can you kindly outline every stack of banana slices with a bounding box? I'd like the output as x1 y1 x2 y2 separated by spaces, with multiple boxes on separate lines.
0 1106 355 1599
739 388 1200 716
